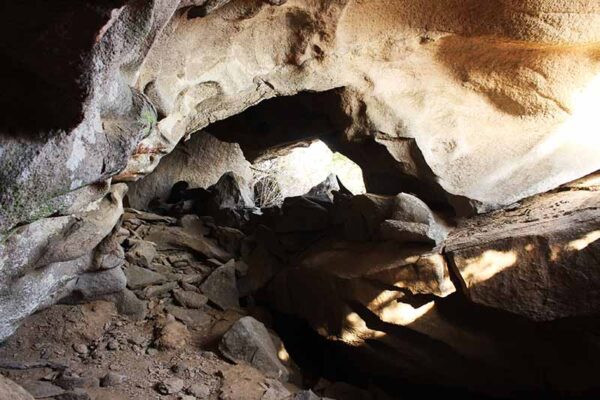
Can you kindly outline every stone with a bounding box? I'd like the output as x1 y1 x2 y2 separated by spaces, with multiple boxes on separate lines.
275 196 330 233
92 233 125 271
214 226 246 256
124 265 167 290
100 373 126 387
54 372 93 391
187 382 211 398
0 184 127 341
165 305 213 329
342 194 394 241
199 260 240 310
156 378 185 395
305 173 340 203
0 375 35 400
107 339 119 350
261 379 291 400
387 193 447 245
293 391 321 400
105 289 147 320
127 133 253 210
219 316 289 381
20 381 65 398
142 282 178 299
379 220 435 244
157 320 190 350
73 343 89 355
125 240 157 267
173 289 208 309
54 389 92 400
447 190 600 321
209 172 255 210
143 224 232 262
73 267 127 300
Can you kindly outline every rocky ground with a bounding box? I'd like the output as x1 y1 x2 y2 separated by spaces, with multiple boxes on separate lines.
0 207 376 400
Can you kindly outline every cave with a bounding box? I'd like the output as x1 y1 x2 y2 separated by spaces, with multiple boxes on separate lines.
1 1 600 400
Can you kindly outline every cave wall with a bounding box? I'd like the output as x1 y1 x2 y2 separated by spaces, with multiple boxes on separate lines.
128 0 600 211
127 132 253 210
0 0 600 368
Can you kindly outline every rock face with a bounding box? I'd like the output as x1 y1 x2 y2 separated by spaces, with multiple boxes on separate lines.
0 184 127 340
263 188 600 396
132 0 600 212
0 1 600 398
127 132 252 210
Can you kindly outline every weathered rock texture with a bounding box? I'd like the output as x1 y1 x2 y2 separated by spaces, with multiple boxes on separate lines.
131 0 600 212
0 184 127 340
127 132 252 210
261 188 600 396
0 1 600 397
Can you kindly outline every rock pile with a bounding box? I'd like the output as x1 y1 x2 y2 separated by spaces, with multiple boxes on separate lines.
0 181 376 399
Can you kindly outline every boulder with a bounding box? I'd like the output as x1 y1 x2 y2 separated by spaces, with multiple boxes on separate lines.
73 267 127 300
0 375 35 400
266 189 600 396
447 190 600 321
200 260 240 310
304 173 340 203
124 240 157 268
274 196 330 233
173 289 208 309
219 316 289 381
209 172 255 210
123 265 166 290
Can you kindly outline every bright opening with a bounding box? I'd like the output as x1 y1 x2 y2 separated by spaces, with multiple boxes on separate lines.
251 140 366 207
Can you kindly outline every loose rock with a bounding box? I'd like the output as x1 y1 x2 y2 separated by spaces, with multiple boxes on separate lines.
219 316 289 381
199 260 239 310
156 378 185 395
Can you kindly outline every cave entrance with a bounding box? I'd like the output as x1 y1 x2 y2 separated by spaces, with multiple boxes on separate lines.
250 139 366 208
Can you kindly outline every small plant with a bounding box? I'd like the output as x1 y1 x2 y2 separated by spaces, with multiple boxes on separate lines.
251 163 283 208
